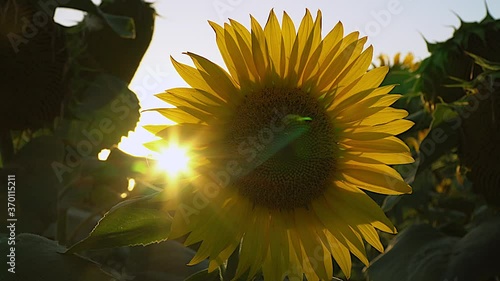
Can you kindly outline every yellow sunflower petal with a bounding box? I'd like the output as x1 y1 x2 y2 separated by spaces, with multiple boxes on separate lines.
263 212 289 281
343 136 411 154
349 119 415 135
236 207 270 279
143 124 168 135
250 15 269 81
288 9 313 75
341 161 404 182
318 21 344 65
157 91 224 118
223 25 253 86
325 230 352 278
297 10 323 84
313 197 369 266
185 52 239 100
333 90 396 123
155 107 203 124
316 38 366 92
332 181 396 233
333 45 374 87
347 151 414 165
208 21 240 85
229 19 260 81
357 224 384 252
340 168 411 194
280 11 296 70
170 57 232 103
295 209 330 280
332 66 389 104
264 10 282 74
358 107 409 126
208 240 240 272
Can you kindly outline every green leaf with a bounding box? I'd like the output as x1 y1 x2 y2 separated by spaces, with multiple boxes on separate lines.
57 74 140 157
0 233 115 281
416 103 459 174
466 52 500 71
367 217 500 281
100 12 136 39
1 136 64 233
127 241 210 281
60 0 136 38
444 216 500 280
68 192 171 253
429 103 459 129
367 224 457 281
381 195 402 212
184 268 223 281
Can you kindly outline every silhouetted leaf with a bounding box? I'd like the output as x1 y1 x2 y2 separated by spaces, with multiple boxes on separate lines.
367 218 500 281
444 216 500 281
60 0 135 38
57 74 140 158
0 233 115 281
0 136 64 233
367 224 457 281
100 12 136 39
126 240 210 281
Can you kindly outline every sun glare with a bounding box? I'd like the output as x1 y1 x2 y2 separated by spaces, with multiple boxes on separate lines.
98 149 111 161
155 144 191 177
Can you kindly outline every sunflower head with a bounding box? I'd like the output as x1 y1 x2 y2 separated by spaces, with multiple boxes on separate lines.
147 9 413 280
459 65 500 206
377 53 420 72
418 11 500 106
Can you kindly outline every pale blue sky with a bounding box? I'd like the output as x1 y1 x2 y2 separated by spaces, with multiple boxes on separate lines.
56 0 500 156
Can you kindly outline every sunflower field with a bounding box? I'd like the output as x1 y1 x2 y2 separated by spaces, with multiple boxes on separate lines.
1 1 499 281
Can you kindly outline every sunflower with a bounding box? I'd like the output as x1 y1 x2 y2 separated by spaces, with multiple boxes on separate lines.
146 9 413 280
377 52 420 72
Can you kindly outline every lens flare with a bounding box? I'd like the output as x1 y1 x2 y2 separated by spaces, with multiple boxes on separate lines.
156 144 190 177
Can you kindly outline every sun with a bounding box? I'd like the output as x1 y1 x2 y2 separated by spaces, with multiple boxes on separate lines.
155 144 191 176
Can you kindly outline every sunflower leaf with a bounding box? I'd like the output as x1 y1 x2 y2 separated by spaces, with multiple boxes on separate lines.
59 0 136 38
67 192 171 253
366 224 456 281
444 216 500 280
99 12 136 39
366 217 500 281
57 74 140 159
0 233 115 281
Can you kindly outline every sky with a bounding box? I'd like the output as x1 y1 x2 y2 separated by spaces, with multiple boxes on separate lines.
56 0 500 157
